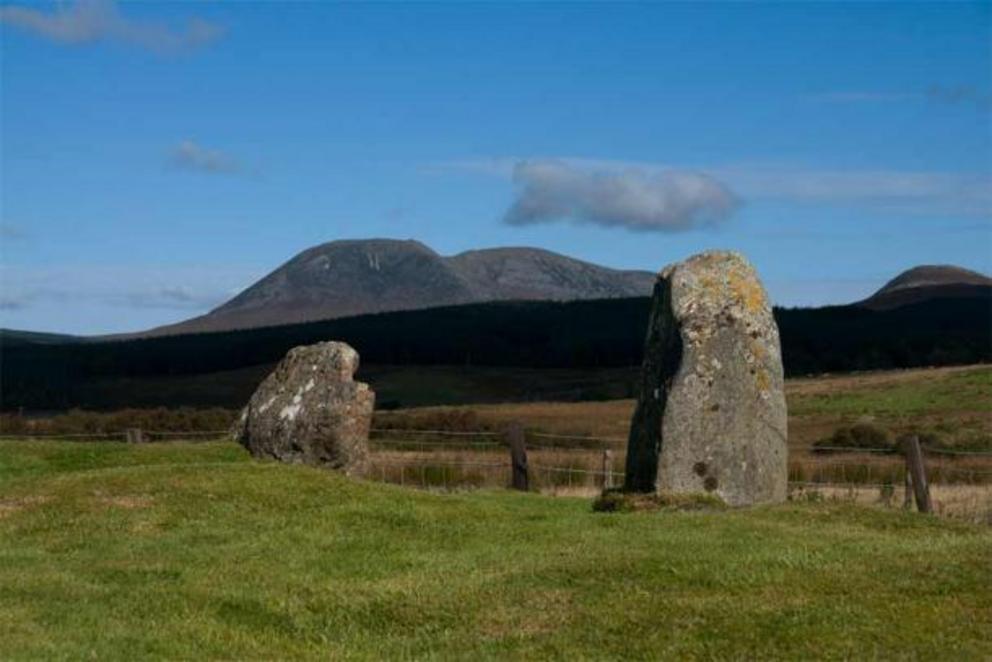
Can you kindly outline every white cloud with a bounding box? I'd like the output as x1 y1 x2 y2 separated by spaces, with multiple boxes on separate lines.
0 0 223 54
440 157 991 220
169 140 242 175
503 160 739 232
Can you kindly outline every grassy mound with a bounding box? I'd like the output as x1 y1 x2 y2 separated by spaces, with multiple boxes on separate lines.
592 489 727 513
1 441 990 659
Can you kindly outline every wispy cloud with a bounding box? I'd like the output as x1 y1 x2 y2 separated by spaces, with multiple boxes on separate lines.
811 84 991 112
0 296 29 312
0 224 27 241
0 0 223 54
121 285 232 311
718 166 992 218
0 265 261 314
502 160 739 232
926 84 992 112
169 140 242 175
809 91 916 104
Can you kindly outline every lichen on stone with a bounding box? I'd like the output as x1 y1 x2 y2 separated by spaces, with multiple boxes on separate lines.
233 341 374 476
625 250 788 506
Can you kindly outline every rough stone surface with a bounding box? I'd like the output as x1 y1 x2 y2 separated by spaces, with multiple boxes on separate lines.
624 251 787 506
234 341 373 476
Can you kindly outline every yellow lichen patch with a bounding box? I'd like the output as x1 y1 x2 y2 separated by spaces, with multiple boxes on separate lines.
755 369 771 393
697 273 719 296
726 265 768 314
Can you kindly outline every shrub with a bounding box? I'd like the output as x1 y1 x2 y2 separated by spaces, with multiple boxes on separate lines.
592 489 636 513
0 408 238 436
372 408 493 433
593 489 726 513
813 422 893 453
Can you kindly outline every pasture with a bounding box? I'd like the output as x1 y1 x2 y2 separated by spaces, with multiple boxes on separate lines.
1 365 990 658
1 441 990 660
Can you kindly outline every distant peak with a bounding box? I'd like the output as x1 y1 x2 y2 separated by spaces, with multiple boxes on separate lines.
307 238 437 254
874 265 992 296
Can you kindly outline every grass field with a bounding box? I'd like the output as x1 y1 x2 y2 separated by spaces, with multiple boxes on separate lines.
377 364 992 451
367 366 992 522
1 441 991 659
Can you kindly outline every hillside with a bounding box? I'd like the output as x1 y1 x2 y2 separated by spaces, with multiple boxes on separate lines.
0 440 988 659
859 265 992 310
3 293 990 411
0 329 81 347
141 239 655 336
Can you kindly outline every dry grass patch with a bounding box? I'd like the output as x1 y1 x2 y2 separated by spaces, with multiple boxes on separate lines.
0 496 51 518
94 494 154 509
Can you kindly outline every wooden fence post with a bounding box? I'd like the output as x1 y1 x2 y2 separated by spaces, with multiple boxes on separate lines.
506 423 529 492
904 435 932 514
125 428 144 444
903 469 913 510
602 450 614 490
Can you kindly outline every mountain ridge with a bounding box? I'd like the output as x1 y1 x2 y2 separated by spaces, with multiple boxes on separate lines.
139 239 657 336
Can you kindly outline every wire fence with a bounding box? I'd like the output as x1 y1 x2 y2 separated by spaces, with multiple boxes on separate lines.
0 429 231 442
2 425 990 520
364 428 992 523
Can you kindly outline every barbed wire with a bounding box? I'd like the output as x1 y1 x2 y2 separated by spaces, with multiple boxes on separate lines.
529 462 622 478
144 430 229 436
0 432 127 439
809 446 896 454
525 444 612 453
2 427 990 492
528 431 626 443
788 480 896 490
369 428 500 437
924 447 992 457
371 438 503 448
371 458 509 469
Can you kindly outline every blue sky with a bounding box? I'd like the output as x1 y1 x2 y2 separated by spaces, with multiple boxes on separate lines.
1 1 990 334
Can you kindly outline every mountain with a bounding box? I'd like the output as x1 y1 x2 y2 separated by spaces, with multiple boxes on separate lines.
141 239 657 336
5 259 990 410
0 328 82 347
859 265 992 310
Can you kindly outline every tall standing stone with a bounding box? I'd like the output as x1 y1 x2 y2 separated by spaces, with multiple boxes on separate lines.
624 251 787 505
234 341 374 476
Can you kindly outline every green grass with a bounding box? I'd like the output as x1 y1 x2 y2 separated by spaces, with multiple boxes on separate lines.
789 367 992 417
1 441 990 660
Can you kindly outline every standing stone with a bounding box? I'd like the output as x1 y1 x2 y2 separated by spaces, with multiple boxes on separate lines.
624 251 787 505
234 341 374 476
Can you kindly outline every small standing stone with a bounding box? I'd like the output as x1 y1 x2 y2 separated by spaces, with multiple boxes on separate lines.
625 251 788 505
234 341 374 476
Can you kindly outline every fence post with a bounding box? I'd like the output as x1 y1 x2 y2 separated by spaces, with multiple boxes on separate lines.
903 435 932 514
125 428 144 444
602 450 614 490
506 423 529 492
903 469 913 510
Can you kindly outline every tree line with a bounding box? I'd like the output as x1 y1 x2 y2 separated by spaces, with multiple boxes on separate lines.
2 295 989 410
